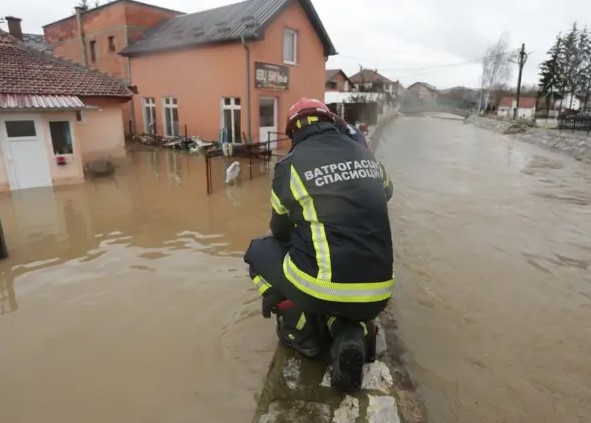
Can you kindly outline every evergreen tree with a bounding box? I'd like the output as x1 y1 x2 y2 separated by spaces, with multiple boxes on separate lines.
538 35 562 113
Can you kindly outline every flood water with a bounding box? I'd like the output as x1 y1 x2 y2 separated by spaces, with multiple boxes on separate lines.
382 116 591 423
1 119 590 423
0 149 277 423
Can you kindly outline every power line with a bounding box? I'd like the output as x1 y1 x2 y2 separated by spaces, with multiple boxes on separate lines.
333 48 522 74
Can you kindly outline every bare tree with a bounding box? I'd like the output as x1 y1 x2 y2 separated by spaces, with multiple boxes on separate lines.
478 32 515 114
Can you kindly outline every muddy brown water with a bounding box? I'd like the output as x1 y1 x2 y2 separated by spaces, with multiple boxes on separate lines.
381 116 591 423
1 120 590 423
0 149 278 423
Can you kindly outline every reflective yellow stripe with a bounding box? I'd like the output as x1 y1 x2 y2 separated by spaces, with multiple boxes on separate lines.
296 313 307 330
253 275 272 295
283 254 394 303
271 190 288 215
289 165 332 281
379 163 391 188
360 321 368 336
327 316 337 330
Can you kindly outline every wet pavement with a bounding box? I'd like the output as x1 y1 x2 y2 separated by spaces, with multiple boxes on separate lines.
0 149 277 423
381 116 591 423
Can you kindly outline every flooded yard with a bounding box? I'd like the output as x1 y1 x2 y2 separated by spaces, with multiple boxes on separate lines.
0 149 276 423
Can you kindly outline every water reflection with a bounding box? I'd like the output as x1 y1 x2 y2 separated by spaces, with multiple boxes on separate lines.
0 149 276 423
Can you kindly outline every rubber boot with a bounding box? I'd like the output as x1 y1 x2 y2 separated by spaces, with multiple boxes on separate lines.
329 319 368 393
275 302 321 359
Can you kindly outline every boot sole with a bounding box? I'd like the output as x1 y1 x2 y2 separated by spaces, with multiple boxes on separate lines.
331 340 364 393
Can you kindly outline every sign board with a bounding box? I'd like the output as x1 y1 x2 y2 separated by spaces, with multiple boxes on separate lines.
255 62 289 90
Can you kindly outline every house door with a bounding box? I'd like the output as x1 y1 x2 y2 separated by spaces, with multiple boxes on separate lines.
1 116 52 190
259 97 277 149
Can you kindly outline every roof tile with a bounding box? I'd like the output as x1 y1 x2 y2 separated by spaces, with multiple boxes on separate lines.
0 30 131 98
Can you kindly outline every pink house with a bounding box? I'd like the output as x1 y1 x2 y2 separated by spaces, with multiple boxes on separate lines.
0 29 131 192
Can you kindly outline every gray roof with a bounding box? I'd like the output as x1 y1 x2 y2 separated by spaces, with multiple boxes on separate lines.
120 0 336 57
22 33 53 55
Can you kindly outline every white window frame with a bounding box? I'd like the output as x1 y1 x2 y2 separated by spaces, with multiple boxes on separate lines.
47 118 76 157
283 28 298 65
162 97 179 137
142 97 156 134
221 97 242 144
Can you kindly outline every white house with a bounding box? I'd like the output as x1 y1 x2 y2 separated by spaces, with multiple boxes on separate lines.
554 93 582 111
497 96 536 119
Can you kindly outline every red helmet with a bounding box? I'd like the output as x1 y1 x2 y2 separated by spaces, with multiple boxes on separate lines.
286 97 334 138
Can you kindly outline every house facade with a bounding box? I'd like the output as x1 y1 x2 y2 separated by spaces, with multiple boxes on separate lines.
497 96 536 119
325 69 352 92
43 0 182 131
349 69 403 97
0 29 131 192
406 82 438 101
121 0 336 146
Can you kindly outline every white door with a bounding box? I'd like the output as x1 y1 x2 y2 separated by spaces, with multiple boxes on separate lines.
1 116 52 190
259 97 277 149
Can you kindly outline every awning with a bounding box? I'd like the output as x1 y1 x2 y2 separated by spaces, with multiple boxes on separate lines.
0 94 87 111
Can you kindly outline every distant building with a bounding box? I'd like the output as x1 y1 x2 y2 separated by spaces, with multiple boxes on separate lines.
497 96 536 119
120 0 336 145
43 0 183 131
349 69 403 97
0 29 131 191
325 69 353 92
406 82 438 101
554 93 584 112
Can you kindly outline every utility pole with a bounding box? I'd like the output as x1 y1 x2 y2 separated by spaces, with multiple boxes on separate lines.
513 43 528 120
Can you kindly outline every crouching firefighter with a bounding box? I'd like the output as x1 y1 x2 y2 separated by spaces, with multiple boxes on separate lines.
244 98 394 393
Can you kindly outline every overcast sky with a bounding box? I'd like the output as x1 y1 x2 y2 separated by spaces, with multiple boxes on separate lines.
3 0 590 89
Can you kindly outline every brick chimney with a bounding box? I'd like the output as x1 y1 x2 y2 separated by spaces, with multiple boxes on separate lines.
5 16 23 41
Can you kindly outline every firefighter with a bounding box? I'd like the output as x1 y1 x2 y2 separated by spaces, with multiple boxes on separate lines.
244 98 394 393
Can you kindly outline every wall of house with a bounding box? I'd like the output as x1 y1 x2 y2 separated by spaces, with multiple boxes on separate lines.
130 0 326 145
78 98 128 162
326 73 350 92
249 0 326 143
44 2 179 81
409 86 437 101
130 42 245 141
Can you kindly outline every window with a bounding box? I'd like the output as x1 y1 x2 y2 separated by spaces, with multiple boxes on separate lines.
283 29 297 64
163 97 179 137
326 81 338 90
49 121 73 155
142 97 157 134
221 97 241 143
76 111 85 122
89 40 96 63
5 120 36 137
108 36 115 52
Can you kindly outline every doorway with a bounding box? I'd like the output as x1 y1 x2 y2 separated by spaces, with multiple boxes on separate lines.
259 97 277 149
1 116 52 190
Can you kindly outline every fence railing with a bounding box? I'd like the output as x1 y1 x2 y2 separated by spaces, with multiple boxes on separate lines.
558 115 591 135
204 134 290 195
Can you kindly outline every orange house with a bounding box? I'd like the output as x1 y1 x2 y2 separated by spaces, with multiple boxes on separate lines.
43 0 183 132
120 0 336 146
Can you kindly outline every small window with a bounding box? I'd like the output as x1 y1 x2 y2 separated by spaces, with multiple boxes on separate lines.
326 81 338 90
90 40 96 63
5 120 36 137
283 29 297 64
76 111 84 122
49 121 74 155
108 36 115 52
163 97 179 137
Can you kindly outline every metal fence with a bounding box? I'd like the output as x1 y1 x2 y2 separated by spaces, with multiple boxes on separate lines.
204 133 290 195
558 115 591 135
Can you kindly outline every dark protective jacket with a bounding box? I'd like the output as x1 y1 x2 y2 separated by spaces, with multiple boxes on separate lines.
270 121 394 319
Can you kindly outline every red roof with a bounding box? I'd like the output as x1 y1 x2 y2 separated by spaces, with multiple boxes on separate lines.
499 96 536 108
0 30 131 98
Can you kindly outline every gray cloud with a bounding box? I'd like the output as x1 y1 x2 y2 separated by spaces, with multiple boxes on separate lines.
3 0 590 88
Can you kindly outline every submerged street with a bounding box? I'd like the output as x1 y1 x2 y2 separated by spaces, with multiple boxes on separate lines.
0 117 589 422
382 116 591 423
